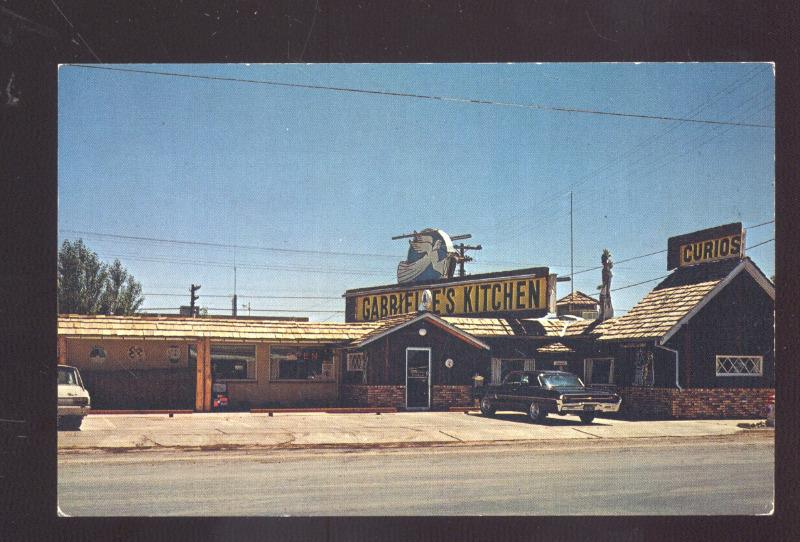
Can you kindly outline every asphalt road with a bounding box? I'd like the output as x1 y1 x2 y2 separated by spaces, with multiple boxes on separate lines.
59 434 773 516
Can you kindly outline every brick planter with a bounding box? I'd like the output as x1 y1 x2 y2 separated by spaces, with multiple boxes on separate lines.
341 385 405 408
431 386 477 410
619 387 774 419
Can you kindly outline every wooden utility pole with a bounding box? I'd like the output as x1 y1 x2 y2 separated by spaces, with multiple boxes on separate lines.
455 243 482 277
190 284 201 317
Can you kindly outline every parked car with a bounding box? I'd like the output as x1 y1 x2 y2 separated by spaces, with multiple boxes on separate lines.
58 365 90 430
473 370 622 424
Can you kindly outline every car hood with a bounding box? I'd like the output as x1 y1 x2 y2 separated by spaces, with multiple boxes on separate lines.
552 386 616 396
58 384 89 399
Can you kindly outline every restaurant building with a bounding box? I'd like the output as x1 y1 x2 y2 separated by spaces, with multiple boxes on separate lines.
56 224 774 418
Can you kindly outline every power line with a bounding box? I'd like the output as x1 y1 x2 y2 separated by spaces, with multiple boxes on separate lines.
140 307 344 314
491 66 770 230
747 238 774 250
504 84 774 237
61 229 398 259
143 293 341 299
610 275 670 292
63 64 774 129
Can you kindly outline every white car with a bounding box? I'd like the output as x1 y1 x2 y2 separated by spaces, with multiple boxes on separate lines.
58 365 90 430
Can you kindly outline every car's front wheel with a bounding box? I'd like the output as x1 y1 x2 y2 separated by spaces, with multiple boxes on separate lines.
528 402 547 423
579 413 596 424
480 397 496 417
58 416 83 431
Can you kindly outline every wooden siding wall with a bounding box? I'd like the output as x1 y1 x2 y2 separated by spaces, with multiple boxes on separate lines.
354 325 490 386
670 272 774 388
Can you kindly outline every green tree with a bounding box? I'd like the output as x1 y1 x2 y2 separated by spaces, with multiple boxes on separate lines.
100 259 144 315
58 239 145 315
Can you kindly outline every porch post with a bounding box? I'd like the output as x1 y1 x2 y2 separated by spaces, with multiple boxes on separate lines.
57 336 67 365
203 337 212 412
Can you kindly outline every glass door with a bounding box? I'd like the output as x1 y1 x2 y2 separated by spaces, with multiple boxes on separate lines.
406 348 431 409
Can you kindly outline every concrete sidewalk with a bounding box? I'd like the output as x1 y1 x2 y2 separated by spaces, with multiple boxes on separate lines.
57 411 772 452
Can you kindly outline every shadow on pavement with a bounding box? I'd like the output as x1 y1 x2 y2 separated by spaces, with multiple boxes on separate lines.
470 412 613 427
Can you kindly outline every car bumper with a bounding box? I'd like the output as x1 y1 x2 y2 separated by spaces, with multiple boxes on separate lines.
57 406 90 418
556 399 621 414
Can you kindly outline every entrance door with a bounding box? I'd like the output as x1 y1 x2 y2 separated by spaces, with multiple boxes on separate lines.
406 348 431 409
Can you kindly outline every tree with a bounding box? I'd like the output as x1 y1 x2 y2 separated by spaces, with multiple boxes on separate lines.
100 259 144 315
58 239 145 315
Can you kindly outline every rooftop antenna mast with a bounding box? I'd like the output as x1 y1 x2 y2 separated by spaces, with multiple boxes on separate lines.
569 191 574 315
232 245 238 317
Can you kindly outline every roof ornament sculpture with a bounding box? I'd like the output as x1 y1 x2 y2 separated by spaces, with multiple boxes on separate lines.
393 228 458 284
598 249 614 322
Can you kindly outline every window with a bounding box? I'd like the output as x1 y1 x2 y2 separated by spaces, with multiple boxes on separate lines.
491 358 535 384
540 373 584 388
211 344 256 381
270 346 334 381
346 352 366 372
584 358 614 385
716 355 763 376
503 372 523 385
58 366 82 387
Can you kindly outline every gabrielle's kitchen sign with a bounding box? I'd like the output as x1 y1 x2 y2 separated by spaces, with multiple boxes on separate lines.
667 222 745 270
345 268 554 322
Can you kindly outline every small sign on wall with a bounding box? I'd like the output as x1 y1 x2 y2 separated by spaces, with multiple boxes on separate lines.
89 345 107 364
128 345 145 361
347 352 366 371
167 345 181 364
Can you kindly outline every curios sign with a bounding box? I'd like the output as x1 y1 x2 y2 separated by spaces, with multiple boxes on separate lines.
667 222 745 270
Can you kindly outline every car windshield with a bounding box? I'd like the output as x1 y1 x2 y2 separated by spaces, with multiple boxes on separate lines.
58 367 79 386
539 373 583 388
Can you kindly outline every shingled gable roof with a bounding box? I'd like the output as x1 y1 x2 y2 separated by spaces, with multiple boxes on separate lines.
353 312 491 350
597 257 774 343
556 291 598 306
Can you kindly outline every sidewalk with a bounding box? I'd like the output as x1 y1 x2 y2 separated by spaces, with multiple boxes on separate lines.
57 411 772 452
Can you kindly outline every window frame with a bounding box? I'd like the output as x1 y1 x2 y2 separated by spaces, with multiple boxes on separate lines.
269 344 336 383
492 358 535 384
715 355 764 377
584 357 615 385
210 343 258 382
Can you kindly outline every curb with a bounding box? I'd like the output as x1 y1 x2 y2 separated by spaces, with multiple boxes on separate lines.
89 410 193 415
250 407 397 415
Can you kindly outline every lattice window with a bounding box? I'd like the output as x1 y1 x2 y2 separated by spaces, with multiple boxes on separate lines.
715 355 763 376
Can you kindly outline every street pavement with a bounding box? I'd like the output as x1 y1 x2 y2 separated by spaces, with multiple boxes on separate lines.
58 434 774 516
58 411 768 451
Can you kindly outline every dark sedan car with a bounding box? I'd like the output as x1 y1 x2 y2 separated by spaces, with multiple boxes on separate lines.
473 370 622 424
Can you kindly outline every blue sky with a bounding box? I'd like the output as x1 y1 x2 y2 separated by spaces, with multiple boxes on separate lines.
58 63 774 320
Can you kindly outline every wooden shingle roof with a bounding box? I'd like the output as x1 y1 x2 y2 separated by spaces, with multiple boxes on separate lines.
58 314 384 343
596 258 765 342
442 317 528 337
556 291 598 306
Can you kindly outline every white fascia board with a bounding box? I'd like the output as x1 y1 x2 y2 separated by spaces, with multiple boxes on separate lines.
357 312 490 350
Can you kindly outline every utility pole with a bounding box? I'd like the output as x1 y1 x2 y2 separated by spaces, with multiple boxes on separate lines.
455 243 482 277
190 284 201 317
242 302 251 316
